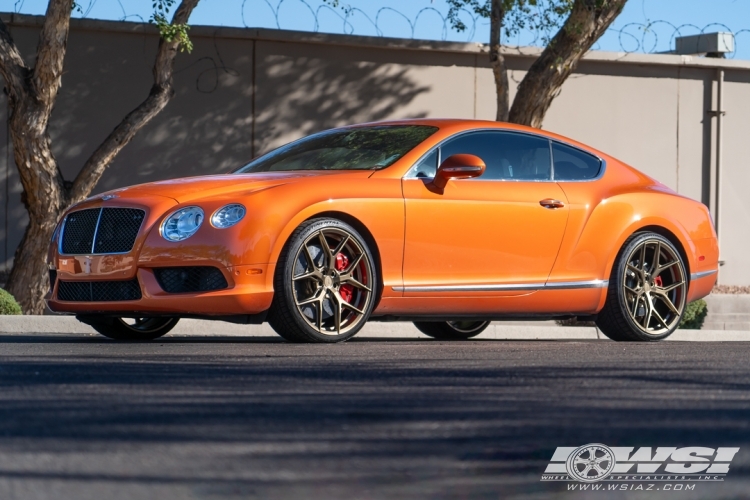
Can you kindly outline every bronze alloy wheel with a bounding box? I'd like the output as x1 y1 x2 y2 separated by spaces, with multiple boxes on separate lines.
597 232 687 342
292 227 373 335
268 218 378 343
622 238 686 335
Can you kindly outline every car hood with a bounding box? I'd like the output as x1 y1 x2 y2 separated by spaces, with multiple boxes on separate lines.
97 171 372 204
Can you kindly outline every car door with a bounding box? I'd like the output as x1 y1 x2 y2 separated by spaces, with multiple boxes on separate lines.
401 130 569 298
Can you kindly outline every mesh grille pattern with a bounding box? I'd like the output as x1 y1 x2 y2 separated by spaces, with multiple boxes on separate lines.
61 208 145 254
61 208 100 254
94 208 145 253
57 279 142 302
155 267 229 293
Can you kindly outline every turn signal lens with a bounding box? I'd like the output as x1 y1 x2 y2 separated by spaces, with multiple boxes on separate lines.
161 207 204 241
211 204 246 229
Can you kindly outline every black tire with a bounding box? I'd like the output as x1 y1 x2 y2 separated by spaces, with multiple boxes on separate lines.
596 232 688 342
413 320 491 340
78 316 179 341
267 218 378 343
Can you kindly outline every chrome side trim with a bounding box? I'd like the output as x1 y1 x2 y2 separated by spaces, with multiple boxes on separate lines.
690 270 718 280
392 279 608 293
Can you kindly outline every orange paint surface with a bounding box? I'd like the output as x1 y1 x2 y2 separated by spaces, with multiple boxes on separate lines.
46 119 718 319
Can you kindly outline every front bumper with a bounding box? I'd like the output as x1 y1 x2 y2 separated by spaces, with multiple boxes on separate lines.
46 264 274 316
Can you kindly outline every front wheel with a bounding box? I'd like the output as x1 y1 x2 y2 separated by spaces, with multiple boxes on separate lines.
596 232 687 341
413 320 491 340
78 316 179 341
267 218 378 343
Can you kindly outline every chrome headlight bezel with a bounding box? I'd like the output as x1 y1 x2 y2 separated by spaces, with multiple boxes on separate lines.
160 206 205 242
211 204 246 229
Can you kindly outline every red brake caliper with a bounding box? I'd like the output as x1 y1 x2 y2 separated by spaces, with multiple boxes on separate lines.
335 253 355 303
654 276 663 288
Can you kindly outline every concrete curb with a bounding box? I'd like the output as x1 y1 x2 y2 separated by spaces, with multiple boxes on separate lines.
0 316 747 341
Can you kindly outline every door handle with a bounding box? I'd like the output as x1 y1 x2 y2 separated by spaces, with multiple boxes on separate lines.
539 198 565 209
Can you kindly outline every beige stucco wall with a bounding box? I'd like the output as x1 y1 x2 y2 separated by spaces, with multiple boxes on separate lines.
1 14 748 284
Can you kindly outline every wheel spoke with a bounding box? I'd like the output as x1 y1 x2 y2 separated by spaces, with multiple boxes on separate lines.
655 259 679 276
332 234 350 258
639 242 647 271
652 241 661 273
642 298 653 329
297 290 323 307
333 291 342 334
316 296 323 332
659 280 685 293
302 243 318 271
340 298 365 316
342 275 371 292
651 305 669 329
344 253 364 274
631 295 641 318
653 291 681 315
293 270 319 281
317 231 332 258
624 284 640 296
626 263 641 276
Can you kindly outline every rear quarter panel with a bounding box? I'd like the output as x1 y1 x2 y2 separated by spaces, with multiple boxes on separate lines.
551 158 717 308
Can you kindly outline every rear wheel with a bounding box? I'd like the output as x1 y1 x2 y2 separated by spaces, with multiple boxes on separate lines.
267 218 377 343
413 320 491 340
78 316 179 341
596 232 687 342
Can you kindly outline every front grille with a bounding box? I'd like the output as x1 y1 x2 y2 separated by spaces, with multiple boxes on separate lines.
49 269 57 290
61 208 145 255
57 279 142 302
155 267 229 293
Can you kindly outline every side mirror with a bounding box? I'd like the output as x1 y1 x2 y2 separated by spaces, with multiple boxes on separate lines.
431 154 486 190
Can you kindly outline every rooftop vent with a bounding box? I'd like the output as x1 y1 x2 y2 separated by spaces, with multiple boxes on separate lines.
674 32 734 58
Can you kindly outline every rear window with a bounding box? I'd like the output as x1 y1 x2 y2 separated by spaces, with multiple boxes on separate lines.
552 142 602 181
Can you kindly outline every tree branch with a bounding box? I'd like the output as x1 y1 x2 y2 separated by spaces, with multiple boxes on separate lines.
0 15 31 104
489 0 509 122
69 0 200 202
32 0 73 108
508 0 627 128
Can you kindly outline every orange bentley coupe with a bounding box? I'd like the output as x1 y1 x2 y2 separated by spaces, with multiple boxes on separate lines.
46 119 718 343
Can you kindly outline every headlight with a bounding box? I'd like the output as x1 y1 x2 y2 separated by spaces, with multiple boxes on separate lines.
161 207 204 241
211 204 246 229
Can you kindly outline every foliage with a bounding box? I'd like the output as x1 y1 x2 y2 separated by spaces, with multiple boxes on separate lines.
73 0 193 52
0 288 22 315
679 299 708 330
445 0 573 43
151 0 193 53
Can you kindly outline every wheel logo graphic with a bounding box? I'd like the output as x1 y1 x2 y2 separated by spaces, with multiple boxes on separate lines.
566 444 616 482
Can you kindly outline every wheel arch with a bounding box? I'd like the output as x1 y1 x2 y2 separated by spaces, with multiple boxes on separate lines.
268 210 385 308
635 225 691 282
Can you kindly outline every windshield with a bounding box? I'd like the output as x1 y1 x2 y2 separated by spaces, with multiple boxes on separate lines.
235 125 438 173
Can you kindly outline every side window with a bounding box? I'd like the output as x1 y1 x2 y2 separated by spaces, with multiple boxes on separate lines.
552 142 602 181
439 131 551 181
411 149 439 178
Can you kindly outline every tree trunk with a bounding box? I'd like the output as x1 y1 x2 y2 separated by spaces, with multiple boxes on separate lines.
2 1 71 313
508 0 627 128
0 0 199 313
489 0 509 122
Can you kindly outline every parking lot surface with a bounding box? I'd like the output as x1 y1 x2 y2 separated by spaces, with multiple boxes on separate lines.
0 333 749 499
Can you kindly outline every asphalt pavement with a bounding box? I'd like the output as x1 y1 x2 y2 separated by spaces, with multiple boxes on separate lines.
0 332 749 499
